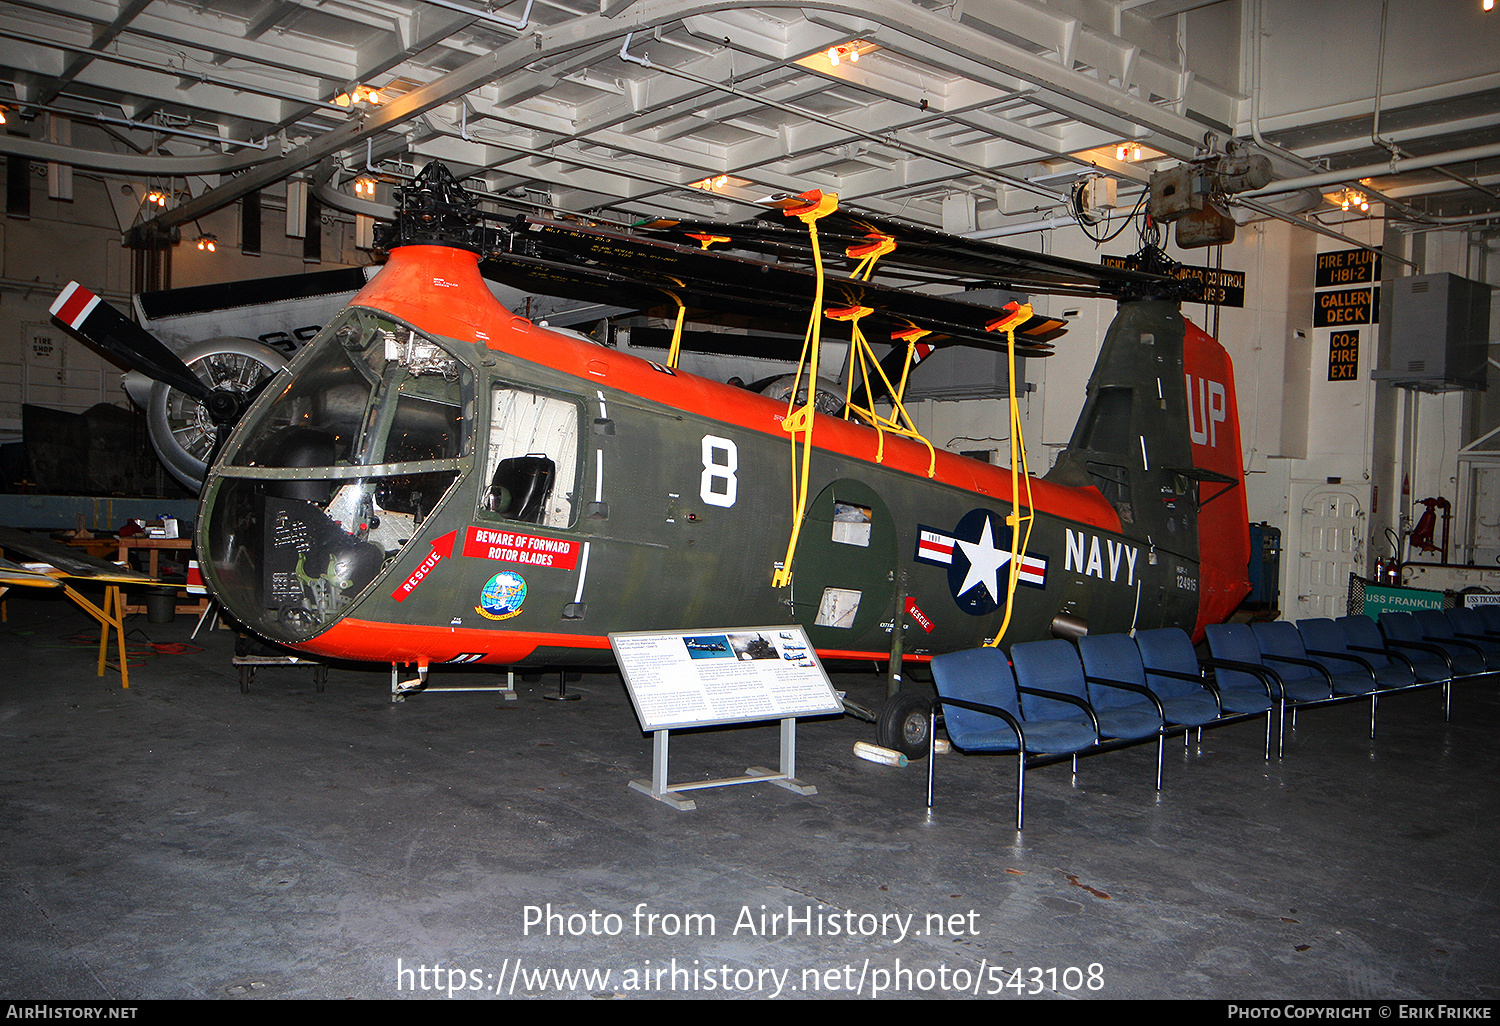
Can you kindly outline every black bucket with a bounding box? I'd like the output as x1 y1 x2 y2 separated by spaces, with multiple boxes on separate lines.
144 587 176 624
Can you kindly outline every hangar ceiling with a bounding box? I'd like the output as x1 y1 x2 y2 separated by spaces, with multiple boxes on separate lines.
0 0 1496 241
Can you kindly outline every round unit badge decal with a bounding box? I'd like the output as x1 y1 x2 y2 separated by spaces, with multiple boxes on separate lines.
477 571 527 621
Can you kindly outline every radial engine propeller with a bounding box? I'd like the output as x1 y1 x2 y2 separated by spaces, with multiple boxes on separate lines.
49 282 286 491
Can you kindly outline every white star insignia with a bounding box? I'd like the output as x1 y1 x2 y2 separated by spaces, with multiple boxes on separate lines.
954 516 1013 603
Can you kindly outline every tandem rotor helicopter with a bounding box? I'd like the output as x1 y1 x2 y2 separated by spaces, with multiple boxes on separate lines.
50 161 1251 753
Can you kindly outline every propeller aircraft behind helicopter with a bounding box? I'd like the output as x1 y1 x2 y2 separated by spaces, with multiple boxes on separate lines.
50 162 1250 751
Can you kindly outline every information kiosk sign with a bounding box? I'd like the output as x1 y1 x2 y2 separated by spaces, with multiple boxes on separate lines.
610 626 843 809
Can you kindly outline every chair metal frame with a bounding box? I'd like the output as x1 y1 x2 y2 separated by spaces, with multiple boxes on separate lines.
926 651 1101 829
1253 620 1380 740
1381 611 1488 684
1087 629 1276 760
1204 622 1367 758
1012 639 1166 794
1341 614 1453 719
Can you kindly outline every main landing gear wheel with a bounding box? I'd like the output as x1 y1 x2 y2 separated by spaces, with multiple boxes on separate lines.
876 689 934 760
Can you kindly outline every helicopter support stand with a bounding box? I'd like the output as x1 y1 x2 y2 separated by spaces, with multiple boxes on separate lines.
542 670 582 701
628 718 817 812
390 662 519 703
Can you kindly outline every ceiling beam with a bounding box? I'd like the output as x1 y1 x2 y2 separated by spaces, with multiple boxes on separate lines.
103 0 1280 236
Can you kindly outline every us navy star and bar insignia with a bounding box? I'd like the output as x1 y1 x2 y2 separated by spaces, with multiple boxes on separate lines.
915 509 1048 615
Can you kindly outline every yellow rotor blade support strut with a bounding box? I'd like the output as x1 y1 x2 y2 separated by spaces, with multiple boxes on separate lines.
983 302 1038 647
772 191 839 589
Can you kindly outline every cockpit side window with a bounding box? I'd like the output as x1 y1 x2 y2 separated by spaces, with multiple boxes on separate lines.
231 307 468 470
482 385 581 529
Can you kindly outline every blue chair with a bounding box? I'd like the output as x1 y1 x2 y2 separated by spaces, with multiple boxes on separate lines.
1256 620 1379 738
1132 627 1275 758
1334 614 1452 720
1414 609 1499 672
1079 632 1221 730
1300 617 1419 692
1012 639 1164 791
1205 622 1328 757
1342 613 1453 695
1476 604 1500 634
1382 611 1488 680
1442 607 1500 667
928 647 1098 829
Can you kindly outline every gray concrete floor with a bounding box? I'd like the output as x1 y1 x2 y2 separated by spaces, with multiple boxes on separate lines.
1 590 1498 1001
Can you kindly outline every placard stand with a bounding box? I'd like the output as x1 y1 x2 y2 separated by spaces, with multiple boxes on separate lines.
610 625 841 811
629 717 818 811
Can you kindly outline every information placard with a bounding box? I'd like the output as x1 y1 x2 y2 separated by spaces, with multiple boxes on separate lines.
1314 286 1379 328
1359 583 1444 617
610 626 843 732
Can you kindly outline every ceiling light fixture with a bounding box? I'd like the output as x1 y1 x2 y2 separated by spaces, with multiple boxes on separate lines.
1115 143 1143 161
354 176 378 197
335 85 384 108
825 44 860 67
0 106 7 125
692 174 743 192
195 233 217 252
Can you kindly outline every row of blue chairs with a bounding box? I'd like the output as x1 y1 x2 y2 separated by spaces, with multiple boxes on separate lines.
928 629 1273 830
1379 607 1500 682
928 612 1492 829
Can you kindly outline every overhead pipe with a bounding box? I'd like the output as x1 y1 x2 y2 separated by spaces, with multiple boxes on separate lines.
1232 196 1417 267
420 0 536 31
1246 0 1320 174
1369 0 1401 164
964 214 1079 239
91 113 268 151
0 132 281 176
111 0 1389 233
1427 163 1500 202
1240 142 1500 201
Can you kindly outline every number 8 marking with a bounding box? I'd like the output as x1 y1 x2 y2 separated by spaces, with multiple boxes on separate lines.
700 435 738 508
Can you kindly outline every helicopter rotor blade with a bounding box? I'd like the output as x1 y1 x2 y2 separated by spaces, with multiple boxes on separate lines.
50 282 214 404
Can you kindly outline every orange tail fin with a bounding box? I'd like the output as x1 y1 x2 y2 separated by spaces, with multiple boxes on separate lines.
1183 319 1250 637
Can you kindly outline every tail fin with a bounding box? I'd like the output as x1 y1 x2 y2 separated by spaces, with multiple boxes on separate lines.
1182 318 1250 636
1044 303 1249 640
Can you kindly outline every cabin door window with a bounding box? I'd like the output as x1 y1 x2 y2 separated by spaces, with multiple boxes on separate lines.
483 386 581 529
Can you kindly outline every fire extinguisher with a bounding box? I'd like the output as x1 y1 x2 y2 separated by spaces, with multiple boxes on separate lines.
1375 529 1401 586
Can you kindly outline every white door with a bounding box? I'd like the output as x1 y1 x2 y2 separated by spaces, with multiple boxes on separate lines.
1463 462 1500 566
1296 485 1366 620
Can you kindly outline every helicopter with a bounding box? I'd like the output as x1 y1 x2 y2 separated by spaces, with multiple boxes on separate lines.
50 161 1249 754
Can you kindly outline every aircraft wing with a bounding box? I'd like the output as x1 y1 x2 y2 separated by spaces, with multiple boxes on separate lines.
0 556 65 589
0 527 158 585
